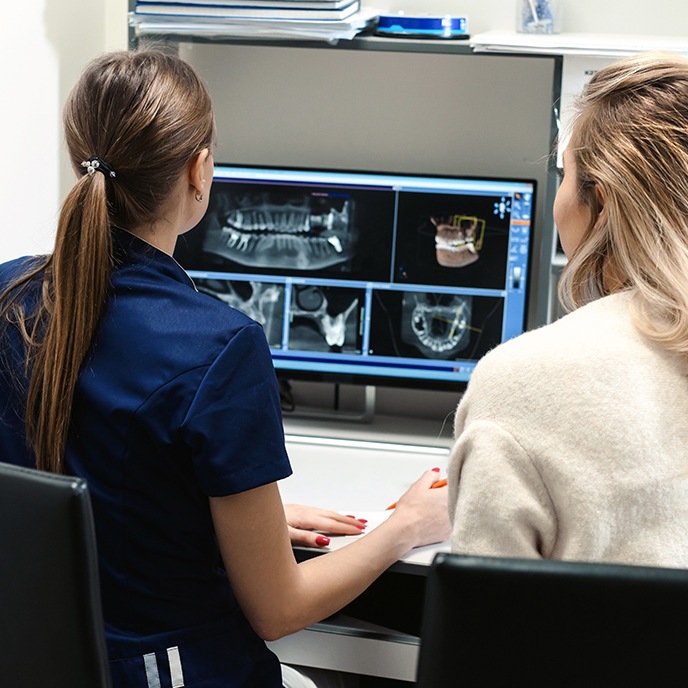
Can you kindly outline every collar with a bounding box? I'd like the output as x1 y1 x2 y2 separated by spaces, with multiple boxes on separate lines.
112 228 198 292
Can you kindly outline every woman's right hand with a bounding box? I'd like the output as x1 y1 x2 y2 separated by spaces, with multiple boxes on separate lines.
387 469 451 549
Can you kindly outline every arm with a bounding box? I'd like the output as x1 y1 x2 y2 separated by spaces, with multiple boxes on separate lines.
284 504 366 547
210 469 450 641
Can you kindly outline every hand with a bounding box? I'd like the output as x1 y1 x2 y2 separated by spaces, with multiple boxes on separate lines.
284 504 367 548
388 469 452 549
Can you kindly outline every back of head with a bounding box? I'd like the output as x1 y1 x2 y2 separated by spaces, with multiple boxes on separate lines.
559 51 688 357
6 48 215 473
64 48 215 229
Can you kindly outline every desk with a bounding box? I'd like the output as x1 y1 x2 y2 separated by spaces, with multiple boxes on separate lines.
269 426 452 684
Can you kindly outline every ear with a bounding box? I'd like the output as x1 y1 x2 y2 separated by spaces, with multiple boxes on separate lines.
188 148 211 199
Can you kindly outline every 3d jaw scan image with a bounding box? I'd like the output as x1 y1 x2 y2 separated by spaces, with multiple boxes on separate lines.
431 215 486 268
200 185 358 272
393 191 511 291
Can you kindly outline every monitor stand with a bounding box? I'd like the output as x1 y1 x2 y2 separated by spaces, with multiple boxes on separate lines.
281 383 376 424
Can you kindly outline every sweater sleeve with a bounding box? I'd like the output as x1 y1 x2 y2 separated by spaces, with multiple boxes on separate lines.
447 419 557 559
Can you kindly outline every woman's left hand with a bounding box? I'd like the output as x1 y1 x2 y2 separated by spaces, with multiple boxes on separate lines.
284 504 367 548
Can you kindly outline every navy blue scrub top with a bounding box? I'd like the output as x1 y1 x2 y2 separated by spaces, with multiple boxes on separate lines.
0 230 292 687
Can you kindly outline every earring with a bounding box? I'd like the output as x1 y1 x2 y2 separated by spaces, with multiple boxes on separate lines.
195 191 203 203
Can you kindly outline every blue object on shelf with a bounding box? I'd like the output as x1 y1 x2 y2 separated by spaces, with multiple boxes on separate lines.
376 14 469 39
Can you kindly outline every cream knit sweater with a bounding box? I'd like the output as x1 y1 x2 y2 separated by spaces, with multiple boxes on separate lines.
448 292 688 567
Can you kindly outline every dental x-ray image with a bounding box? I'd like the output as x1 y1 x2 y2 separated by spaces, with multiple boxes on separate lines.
288 285 364 354
401 292 472 359
369 290 504 362
175 179 396 282
195 277 285 348
394 191 511 290
206 187 355 271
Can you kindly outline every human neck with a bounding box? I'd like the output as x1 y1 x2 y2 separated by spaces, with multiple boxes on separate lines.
127 223 179 256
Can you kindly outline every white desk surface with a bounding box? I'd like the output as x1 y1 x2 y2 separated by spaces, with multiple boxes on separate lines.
280 425 453 567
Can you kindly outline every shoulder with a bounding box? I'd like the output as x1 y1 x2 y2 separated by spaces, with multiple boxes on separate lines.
473 293 635 380
109 258 260 350
0 256 46 291
97 262 268 388
457 293 639 424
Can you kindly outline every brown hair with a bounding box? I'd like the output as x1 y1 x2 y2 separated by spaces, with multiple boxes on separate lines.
558 51 688 359
0 48 215 472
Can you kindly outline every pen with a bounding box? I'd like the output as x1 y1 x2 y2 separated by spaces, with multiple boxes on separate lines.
386 478 448 510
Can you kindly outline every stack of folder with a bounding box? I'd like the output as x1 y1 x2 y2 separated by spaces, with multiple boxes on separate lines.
130 0 377 40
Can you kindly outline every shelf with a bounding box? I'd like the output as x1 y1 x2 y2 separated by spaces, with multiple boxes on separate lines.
130 21 474 54
471 30 688 56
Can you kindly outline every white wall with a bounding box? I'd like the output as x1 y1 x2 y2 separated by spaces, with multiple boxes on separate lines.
1 0 687 264
0 0 127 264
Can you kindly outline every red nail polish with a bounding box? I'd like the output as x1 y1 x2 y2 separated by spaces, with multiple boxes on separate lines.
432 467 441 472
345 515 356 519
315 536 330 547
358 519 368 524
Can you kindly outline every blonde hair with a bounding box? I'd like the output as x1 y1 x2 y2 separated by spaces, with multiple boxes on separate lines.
558 51 688 359
0 48 215 473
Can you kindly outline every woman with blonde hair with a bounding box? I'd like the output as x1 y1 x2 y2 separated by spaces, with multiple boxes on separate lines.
0 49 449 687
448 51 688 567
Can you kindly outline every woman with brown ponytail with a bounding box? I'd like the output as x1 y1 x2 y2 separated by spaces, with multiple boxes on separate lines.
0 49 449 687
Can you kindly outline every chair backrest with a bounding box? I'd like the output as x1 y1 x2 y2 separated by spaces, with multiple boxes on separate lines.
417 552 688 687
0 461 111 688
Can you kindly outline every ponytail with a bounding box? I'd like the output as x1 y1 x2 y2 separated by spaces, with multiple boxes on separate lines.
24 173 113 472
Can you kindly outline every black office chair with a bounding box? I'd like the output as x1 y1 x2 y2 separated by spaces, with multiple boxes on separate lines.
0 461 111 688
417 552 688 687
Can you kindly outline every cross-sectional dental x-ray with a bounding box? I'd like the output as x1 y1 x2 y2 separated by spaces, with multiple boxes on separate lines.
370 290 504 363
195 278 284 348
175 166 535 389
402 292 472 358
289 285 364 354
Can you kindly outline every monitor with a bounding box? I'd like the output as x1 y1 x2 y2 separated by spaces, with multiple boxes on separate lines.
174 164 536 391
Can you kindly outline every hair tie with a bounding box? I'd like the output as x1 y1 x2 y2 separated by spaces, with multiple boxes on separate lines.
81 157 116 178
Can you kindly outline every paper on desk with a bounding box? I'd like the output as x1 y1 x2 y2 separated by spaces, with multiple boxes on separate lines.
319 511 450 566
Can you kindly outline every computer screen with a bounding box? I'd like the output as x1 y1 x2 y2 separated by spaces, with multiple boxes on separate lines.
174 164 536 390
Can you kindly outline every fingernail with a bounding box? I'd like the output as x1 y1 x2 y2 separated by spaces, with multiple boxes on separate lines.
358 519 368 524
432 467 441 472
315 536 330 547
345 515 356 519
